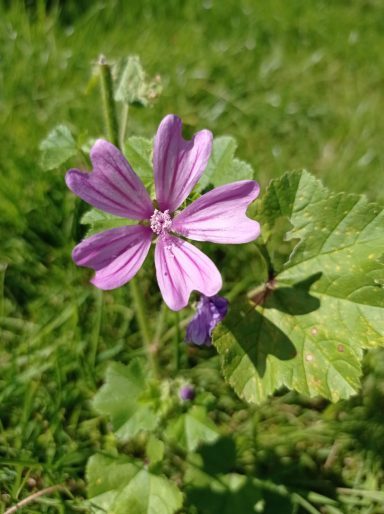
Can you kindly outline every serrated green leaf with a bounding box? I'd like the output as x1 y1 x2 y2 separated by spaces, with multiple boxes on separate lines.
197 136 254 192
114 55 162 106
185 454 295 513
112 469 183 514
80 208 134 237
124 136 153 186
214 170 384 404
87 455 181 514
39 124 77 170
166 405 220 452
187 474 265 514
93 360 159 440
87 454 138 499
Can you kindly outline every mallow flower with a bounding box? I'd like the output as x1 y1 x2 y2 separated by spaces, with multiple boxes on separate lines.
65 114 260 311
185 295 229 346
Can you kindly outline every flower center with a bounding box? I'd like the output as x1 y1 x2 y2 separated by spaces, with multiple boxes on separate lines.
150 209 172 236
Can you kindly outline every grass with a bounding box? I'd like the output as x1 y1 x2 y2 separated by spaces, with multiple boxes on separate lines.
1 0 384 512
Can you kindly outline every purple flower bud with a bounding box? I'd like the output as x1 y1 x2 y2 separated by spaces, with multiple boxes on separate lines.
179 385 195 401
185 294 229 346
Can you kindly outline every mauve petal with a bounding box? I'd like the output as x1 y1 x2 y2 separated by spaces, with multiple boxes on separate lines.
153 115 212 212
155 235 222 311
73 225 152 290
65 139 153 220
172 180 260 244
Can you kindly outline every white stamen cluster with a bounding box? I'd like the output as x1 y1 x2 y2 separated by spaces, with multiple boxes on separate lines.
150 209 172 236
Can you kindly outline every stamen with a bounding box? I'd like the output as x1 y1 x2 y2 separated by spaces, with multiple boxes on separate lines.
150 209 172 236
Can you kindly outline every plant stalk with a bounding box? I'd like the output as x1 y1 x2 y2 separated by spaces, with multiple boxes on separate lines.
130 278 158 376
99 55 119 147
98 55 157 375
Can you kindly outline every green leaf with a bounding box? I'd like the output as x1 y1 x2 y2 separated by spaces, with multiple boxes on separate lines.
214 170 384 404
196 136 254 192
93 360 159 440
87 455 182 514
113 469 183 514
124 136 153 186
87 454 138 511
146 434 165 467
166 405 220 452
114 55 162 107
80 208 134 237
185 454 297 514
39 124 77 170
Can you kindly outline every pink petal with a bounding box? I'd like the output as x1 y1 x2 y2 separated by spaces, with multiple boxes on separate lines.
153 115 212 212
73 225 152 290
172 180 260 244
66 140 153 220
155 235 222 311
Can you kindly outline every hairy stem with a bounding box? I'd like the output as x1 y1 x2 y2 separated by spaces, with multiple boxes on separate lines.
98 56 157 375
120 103 130 148
99 55 119 147
130 278 158 377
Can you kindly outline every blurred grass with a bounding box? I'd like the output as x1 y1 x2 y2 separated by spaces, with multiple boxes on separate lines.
1 0 384 512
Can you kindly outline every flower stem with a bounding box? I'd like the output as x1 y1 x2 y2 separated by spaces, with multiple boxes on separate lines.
120 103 130 148
98 55 119 148
98 55 156 375
174 310 180 372
130 278 158 376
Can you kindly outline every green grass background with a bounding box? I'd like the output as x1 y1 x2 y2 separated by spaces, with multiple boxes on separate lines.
1 0 384 512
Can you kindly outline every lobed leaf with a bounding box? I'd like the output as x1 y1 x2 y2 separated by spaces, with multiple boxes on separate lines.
166 405 220 452
124 136 153 186
114 55 162 107
196 136 254 192
87 454 182 514
80 208 135 237
214 171 384 404
93 360 159 440
39 124 77 170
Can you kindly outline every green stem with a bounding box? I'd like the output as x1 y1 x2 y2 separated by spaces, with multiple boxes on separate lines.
98 56 156 375
99 55 119 147
120 103 130 148
130 278 158 377
89 288 103 369
174 310 180 372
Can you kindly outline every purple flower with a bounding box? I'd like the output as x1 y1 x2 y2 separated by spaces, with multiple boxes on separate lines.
65 115 260 311
179 385 195 401
186 295 229 346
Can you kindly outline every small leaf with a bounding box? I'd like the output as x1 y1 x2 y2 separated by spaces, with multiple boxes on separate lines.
214 170 384 404
124 136 153 186
185 454 295 513
39 124 77 170
93 360 159 440
113 469 183 514
87 454 138 506
185 462 264 514
80 208 134 237
114 55 162 106
166 405 220 452
146 434 165 467
87 455 182 514
197 136 254 192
